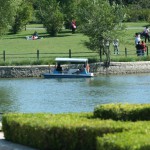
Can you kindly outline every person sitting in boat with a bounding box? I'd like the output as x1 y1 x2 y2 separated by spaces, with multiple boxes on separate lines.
56 63 62 72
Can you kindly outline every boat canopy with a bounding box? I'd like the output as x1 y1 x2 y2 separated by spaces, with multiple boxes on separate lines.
55 58 88 63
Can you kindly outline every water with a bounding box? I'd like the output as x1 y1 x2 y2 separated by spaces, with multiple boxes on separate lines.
0 74 150 114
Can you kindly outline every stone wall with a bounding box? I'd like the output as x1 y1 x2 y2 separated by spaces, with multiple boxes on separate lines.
0 61 150 78
0 65 49 78
91 61 150 75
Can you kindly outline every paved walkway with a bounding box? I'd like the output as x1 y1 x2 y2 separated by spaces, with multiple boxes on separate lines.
0 132 38 150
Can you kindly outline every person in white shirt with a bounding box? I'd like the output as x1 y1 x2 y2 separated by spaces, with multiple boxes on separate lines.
135 33 141 45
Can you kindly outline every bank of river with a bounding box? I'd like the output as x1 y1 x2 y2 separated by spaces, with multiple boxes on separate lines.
0 61 150 78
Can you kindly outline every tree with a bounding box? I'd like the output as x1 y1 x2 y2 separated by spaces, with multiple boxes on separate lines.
0 0 17 36
77 0 126 66
57 0 79 29
36 0 64 36
11 0 33 34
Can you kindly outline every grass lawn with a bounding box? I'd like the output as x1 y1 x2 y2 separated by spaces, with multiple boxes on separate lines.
0 22 150 65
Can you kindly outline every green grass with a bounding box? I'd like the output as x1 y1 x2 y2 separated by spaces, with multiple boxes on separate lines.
0 22 150 65
124 21 150 27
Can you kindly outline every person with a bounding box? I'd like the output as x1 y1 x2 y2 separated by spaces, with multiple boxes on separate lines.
136 41 142 56
86 63 90 73
26 31 39 40
144 26 150 43
113 39 119 55
71 19 76 34
56 63 62 72
32 31 38 40
141 41 146 56
135 33 141 45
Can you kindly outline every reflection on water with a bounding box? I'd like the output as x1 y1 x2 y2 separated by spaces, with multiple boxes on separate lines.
0 74 150 113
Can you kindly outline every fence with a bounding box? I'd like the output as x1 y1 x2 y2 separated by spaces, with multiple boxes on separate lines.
0 47 149 62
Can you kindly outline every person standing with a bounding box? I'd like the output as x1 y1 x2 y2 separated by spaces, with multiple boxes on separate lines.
113 39 119 55
144 26 150 43
71 19 76 34
135 33 141 45
136 41 142 56
141 41 147 56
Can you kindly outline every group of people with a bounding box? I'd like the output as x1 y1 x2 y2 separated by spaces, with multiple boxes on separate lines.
102 39 119 55
26 31 40 40
55 63 90 73
135 33 147 56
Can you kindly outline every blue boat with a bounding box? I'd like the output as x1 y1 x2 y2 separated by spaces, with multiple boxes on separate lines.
42 58 94 78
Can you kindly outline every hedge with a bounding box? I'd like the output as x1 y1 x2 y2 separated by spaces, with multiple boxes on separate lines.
97 131 150 150
2 113 127 150
2 104 150 150
94 103 150 121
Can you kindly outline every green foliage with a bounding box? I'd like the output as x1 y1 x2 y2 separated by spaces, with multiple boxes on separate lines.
94 103 150 121
97 131 150 150
60 0 78 29
127 6 150 22
2 111 150 150
77 0 126 66
11 1 33 34
0 0 17 36
36 0 64 36
2 113 126 150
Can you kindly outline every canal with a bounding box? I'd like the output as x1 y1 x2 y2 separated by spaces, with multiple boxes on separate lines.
0 73 150 114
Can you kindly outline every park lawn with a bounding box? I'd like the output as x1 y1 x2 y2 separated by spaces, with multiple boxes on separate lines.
0 28 97 64
124 21 150 27
0 22 150 64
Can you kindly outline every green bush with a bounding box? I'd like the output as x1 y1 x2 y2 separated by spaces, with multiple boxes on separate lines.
97 131 150 150
93 103 150 121
2 111 150 150
2 113 127 150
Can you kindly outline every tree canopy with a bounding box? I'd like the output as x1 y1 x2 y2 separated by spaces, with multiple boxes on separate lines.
0 0 17 36
11 0 33 33
77 0 126 65
36 0 64 36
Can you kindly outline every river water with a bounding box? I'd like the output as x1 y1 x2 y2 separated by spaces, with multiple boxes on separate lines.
0 74 150 114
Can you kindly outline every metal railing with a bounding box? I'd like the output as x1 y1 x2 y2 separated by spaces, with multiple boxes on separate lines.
0 47 149 62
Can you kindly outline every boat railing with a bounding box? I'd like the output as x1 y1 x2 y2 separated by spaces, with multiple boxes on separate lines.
68 69 79 74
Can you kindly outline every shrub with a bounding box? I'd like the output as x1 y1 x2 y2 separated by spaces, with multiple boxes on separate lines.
2 113 127 150
93 103 150 121
97 130 150 150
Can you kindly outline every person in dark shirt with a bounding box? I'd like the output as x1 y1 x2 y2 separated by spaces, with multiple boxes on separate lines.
136 41 142 56
56 64 62 72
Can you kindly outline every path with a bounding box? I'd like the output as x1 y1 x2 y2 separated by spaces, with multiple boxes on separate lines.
0 132 38 150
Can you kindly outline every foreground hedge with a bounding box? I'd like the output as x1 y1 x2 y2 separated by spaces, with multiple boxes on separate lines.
97 131 150 150
94 103 150 121
2 113 127 150
2 104 150 150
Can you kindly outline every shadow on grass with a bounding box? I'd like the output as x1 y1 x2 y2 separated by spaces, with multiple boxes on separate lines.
142 24 150 27
2 29 77 40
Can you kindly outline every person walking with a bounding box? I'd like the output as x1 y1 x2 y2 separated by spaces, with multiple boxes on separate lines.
113 39 119 55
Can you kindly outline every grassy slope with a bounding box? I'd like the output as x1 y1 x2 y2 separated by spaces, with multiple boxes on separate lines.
0 22 150 64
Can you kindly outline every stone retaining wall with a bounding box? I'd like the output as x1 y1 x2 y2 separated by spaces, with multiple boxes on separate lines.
92 61 150 75
0 61 150 78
